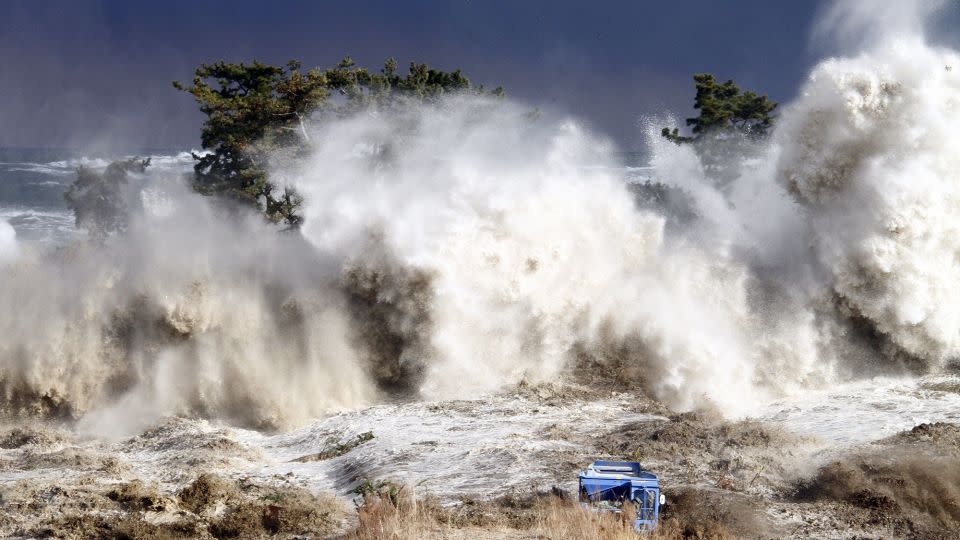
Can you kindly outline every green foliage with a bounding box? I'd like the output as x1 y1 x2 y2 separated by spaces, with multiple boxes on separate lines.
316 430 375 460
260 491 286 504
661 73 777 143
661 74 777 185
65 157 150 241
175 58 502 227
291 431 375 462
173 61 321 227
354 478 405 507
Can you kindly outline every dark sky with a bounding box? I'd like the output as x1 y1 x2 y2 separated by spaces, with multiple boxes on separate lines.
1 0 955 153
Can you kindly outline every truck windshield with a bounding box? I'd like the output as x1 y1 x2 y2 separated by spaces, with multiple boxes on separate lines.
634 489 657 521
580 480 630 505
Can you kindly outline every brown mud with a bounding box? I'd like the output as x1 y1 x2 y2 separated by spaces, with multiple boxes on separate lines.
0 473 346 539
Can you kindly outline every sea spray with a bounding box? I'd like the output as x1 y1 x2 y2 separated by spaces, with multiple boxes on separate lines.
0 219 16 264
3 1 960 430
286 99 825 415
0 100 803 428
0 179 375 431
777 27 960 366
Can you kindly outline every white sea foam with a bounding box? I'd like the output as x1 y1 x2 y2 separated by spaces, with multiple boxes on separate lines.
778 36 960 365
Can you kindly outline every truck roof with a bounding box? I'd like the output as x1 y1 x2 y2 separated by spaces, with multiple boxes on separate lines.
579 460 659 484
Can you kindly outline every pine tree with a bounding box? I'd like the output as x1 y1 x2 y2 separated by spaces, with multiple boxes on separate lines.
174 58 502 227
661 74 777 185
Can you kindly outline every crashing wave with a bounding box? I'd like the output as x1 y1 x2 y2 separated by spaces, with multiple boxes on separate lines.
3 2 960 430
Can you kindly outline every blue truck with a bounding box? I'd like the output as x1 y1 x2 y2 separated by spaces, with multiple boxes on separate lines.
578 460 665 532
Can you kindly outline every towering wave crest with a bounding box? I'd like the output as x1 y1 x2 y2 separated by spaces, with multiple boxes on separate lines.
778 21 960 366
285 100 807 415
0 99 807 429
0 186 375 431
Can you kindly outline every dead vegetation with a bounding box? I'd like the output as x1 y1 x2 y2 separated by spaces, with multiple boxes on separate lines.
595 408 801 498
345 480 736 539
532 495 738 540
4 392 960 539
0 474 346 539
15 439 949 540
535 497 655 540
789 425 960 539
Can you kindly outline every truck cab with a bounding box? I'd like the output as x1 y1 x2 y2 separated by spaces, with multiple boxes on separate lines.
578 460 664 532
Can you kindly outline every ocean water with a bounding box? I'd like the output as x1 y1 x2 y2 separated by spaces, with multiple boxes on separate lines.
0 147 656 251
0 147 654 247
0 148 196 245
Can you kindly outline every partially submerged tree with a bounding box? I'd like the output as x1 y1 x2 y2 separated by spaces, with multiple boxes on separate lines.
173 61 324 227
65 157 150 241
662 74 777 184
662 73 777 143
174 58 501 227
627 180 698 230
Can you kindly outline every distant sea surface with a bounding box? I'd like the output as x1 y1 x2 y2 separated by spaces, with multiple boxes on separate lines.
0 148 651 246
0 148 194 244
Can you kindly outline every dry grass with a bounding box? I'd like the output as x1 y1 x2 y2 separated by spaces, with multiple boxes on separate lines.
532 497 733 540
535 497 653 539
349 486 735 540
4 474 347 540
350 484 444 539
